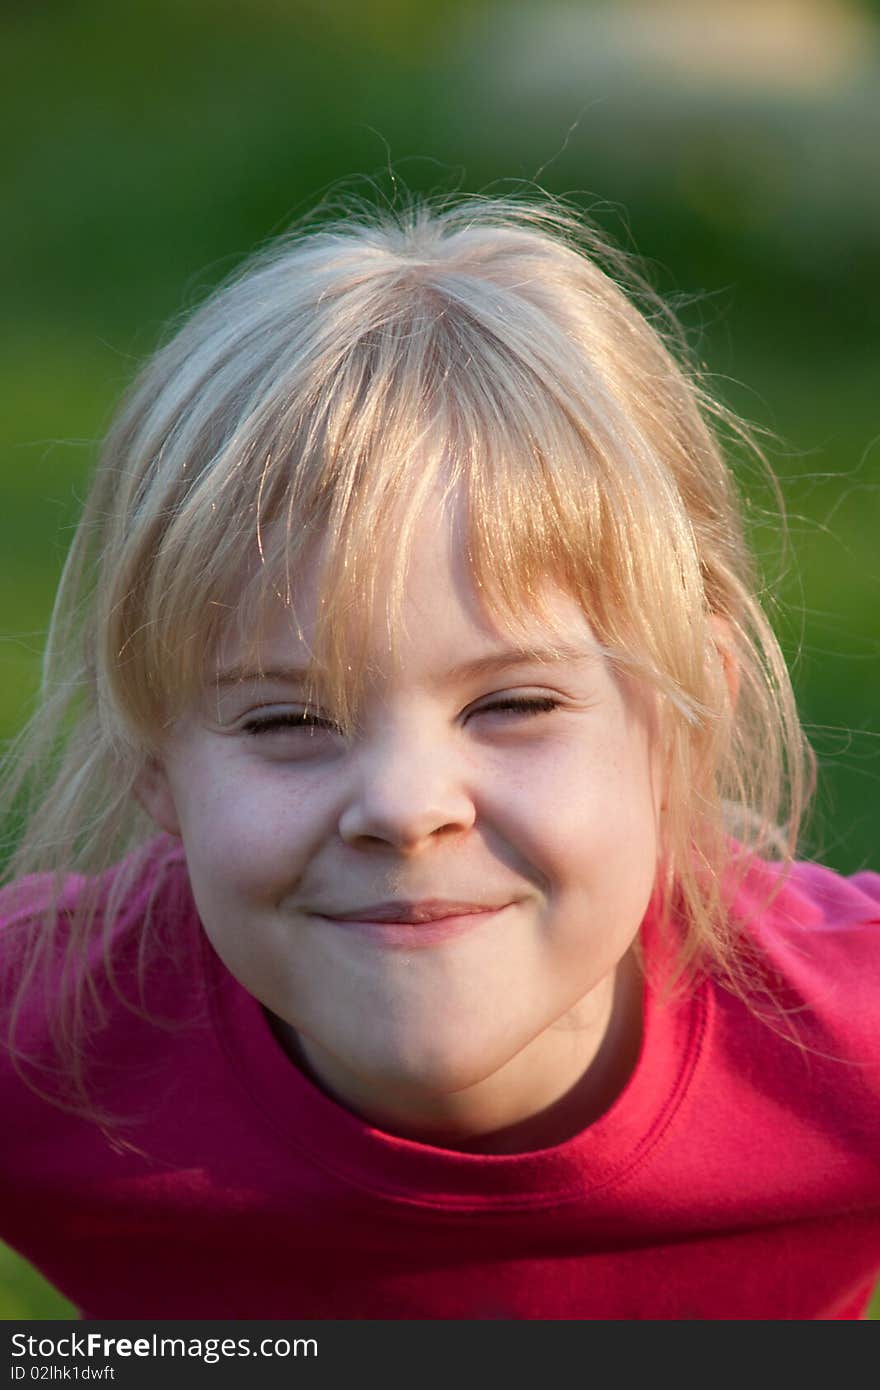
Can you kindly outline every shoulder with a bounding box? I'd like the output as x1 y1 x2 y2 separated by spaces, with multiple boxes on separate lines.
730 851 880 960
0 835 201 1044
0 833 194 948
723 850 880 1067
0 832 189 914
0 839 212 1180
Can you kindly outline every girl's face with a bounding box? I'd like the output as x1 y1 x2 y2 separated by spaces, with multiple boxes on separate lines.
141 490 664 1150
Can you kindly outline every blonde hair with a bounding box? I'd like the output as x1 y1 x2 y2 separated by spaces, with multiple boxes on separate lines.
1 188 815 1119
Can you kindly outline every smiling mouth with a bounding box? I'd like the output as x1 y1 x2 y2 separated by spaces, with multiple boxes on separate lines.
313 904 512 948
315 899 514 925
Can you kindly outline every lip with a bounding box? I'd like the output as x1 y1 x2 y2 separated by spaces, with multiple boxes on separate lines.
313 903 512 949
321 899 511 924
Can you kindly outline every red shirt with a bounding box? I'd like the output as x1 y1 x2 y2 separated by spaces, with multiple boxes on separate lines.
1 839 878 1319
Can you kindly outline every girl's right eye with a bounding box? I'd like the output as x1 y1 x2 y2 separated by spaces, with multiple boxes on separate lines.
241 712 340 737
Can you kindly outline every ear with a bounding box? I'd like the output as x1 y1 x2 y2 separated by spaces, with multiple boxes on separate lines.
707 614 741 712
134 756 182 838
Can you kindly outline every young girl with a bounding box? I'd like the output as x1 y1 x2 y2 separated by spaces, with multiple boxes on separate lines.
1 192 878 1322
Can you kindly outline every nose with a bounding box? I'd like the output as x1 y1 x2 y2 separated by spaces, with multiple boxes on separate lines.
337 724 477 852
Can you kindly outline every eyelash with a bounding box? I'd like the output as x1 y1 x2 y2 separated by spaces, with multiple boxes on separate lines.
241 696 561 737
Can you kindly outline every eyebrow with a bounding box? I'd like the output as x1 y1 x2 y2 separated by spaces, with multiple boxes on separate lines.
212 642 598 690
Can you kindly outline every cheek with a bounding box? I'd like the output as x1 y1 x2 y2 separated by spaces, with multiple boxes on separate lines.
507 722 660 873
171 755 322 902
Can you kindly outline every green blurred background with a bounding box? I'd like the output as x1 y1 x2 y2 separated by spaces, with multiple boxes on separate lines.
1 0 878 1318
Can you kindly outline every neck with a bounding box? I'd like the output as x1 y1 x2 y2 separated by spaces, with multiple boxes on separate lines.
266 950 644 1154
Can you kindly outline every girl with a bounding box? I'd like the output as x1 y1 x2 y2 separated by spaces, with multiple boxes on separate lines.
1 192 878 1321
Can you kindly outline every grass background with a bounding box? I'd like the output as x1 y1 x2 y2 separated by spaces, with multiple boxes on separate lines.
1 0 878 1318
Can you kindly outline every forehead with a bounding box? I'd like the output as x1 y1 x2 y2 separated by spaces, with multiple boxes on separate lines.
213 490 602 682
